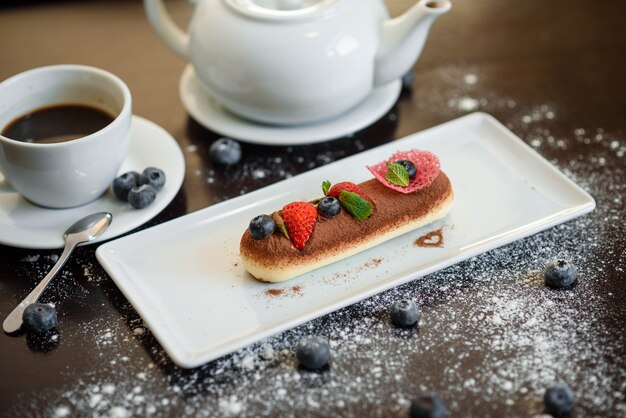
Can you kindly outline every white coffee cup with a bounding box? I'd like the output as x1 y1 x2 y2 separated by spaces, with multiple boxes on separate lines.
0 65 132 208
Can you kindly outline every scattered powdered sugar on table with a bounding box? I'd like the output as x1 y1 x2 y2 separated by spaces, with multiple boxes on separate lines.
10 67 625 417
448 96 480 112
464 73 478 85
53 405 70 417
22 178 625 417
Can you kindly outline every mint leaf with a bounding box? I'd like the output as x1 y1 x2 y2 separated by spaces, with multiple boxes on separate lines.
339 191 372 220
272 211 289 239
322 180 331 196
385 162 410 187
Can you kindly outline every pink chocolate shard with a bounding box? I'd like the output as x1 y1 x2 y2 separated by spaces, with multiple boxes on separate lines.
367 149 441 194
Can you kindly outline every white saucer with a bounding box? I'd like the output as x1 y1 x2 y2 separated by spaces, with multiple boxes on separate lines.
0 116 185 249
179 65 402 145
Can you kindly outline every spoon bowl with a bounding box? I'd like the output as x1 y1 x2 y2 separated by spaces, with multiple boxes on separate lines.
65 212 113 243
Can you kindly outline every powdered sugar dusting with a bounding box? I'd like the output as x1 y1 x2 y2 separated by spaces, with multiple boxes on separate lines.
16 210 624 417
53 406 70 417
449 96 480 112
6 66 625 418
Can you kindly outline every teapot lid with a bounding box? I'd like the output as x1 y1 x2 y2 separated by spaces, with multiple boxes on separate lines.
225 0 340 20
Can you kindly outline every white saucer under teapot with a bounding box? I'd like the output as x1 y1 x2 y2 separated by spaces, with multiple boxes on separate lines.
145 0 451 126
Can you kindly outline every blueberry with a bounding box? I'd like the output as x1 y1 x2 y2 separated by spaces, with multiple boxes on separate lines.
390 300 420 327
402 70 415 90
544 383 575 417
210 138 242 165
409 394 449 418
395 159 417 179
140 167 166 191
249 214 275 239
127 184 157 209
22 303 57 333
295 337 330 370
112 171 140 201
544 260 578 288
317 196 341 217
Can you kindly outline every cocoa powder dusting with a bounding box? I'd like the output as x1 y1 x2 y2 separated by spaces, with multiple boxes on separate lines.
264 289 284 297
363 257 384 269
264 286 303 298
415 228 444 248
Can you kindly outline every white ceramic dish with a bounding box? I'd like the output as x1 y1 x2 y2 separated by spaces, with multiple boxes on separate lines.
96 113 594 368
179 65 402 145
0 116 185 249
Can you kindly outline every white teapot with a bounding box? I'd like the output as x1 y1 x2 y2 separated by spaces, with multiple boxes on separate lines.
145 0 450 125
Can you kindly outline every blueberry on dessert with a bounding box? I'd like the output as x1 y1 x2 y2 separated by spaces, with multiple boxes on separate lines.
544 383 575 417
140 167 166 191
22 303 57 333
544 260 578 288
112 171 140 201
409 394 449 418
210 138 242 166
395 159 417 179
317 196 341 217
295 336 330 370
324 181 372 220
249 214 276 239
128 184 158 209
390 300 420 327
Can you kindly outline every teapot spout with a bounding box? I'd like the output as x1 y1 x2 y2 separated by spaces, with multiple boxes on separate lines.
374 0 451 87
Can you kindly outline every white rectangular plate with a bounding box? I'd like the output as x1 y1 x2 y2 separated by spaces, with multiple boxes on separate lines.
96 113 595 368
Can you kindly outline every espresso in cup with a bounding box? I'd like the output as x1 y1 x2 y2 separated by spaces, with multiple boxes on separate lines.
2 103 115 144
0 65 132 208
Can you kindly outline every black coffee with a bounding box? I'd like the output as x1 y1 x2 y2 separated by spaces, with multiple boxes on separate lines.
1 103 115 144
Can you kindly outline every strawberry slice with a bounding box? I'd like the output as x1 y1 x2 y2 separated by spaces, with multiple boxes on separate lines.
281 202 317 250
327 181 367 199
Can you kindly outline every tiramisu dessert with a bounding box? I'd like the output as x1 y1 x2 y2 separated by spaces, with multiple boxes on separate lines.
240 149 454 282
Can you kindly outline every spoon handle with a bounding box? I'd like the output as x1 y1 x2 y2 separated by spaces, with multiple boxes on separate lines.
3 239 77 334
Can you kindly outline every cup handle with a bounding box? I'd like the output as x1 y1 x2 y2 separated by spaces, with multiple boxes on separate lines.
144 0 190 60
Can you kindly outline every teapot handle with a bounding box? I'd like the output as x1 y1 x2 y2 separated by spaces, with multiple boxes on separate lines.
144 0 190 60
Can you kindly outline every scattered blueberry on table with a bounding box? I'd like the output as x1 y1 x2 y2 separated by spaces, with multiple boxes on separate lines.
210 137 242 166
112 171 140 201
390 299 420 327
544 383 575 417
409 394 449 418
544 260 578 288
140 167 166 190
295 336 330 370
317 196 341 217
401 70 415 90
22 303 57 333
249 214 275 239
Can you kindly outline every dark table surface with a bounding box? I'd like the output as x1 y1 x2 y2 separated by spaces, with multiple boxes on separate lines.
1 1 625 417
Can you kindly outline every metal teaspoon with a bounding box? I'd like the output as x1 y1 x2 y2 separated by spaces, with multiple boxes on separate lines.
3 212 112 334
